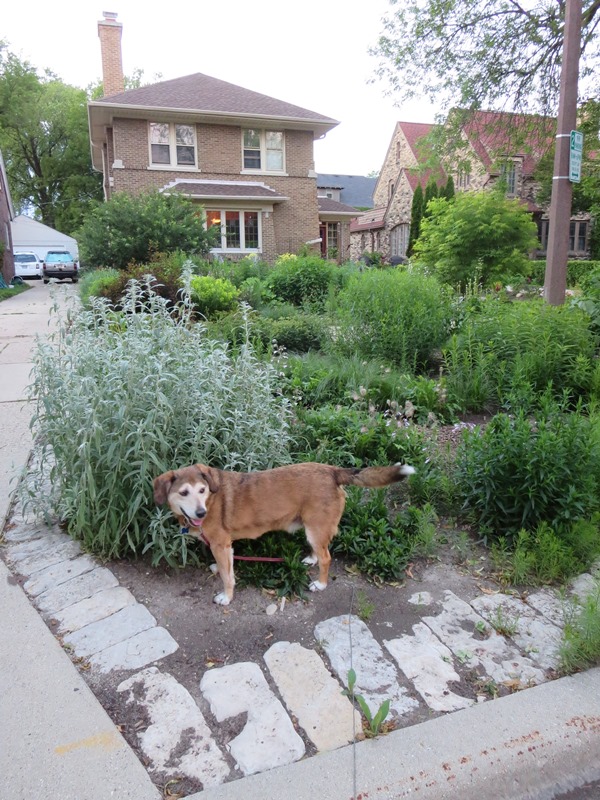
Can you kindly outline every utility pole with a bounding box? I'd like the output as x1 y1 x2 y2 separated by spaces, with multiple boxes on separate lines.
543 0 583 305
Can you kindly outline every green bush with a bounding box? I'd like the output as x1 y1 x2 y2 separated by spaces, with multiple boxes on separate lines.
267 254 338 307
332 268 452 371
87 252 188 308
414 191 538 288
444 298 597 412
25 277 291 565
78 268 121 308
77 191 218 269
189 275 239 318
331 493 438 581
456 403 600 542
210 310 328 354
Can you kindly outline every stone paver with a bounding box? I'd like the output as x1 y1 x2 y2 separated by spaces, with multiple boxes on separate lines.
526 587 567 628
200 661 305 776
5 531 71 560
23 554 97 597
7 538 82 576
35 567 120 615
63 604 157 658
384 622 475 712
2 522 50 543
89 627 179 673
118 668 229 788
264 640 361 752
53 586 138 634
314 614 419 719
423 590 546 688
471 592 563 670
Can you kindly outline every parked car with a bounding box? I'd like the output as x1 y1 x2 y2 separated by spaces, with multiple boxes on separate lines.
42 251 79 283
14 251 43 280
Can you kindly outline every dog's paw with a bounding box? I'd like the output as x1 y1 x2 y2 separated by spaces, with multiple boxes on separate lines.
309 580 327 592
209 563 219 575
302 554 318 566
213 592 232 606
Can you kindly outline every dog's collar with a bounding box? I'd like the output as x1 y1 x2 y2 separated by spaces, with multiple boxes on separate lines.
180 525 211 548
180 526 190 535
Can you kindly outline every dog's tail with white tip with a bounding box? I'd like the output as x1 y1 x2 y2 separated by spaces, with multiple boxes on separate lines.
336 463 415 488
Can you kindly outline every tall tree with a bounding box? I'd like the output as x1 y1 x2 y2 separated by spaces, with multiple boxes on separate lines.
407 182 424 257
0 45 102 234
371 0 600 117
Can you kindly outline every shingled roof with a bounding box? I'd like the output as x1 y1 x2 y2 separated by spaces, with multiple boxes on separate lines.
97 72 337 123
160 179 287 202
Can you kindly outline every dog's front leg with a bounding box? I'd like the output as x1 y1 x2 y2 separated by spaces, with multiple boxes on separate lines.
210 543 235 605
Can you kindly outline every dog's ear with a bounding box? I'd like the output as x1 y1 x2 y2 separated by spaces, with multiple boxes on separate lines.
153 471 176 505
198 465 219 494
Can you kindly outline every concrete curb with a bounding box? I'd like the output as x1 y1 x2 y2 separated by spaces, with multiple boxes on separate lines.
191 667 600 800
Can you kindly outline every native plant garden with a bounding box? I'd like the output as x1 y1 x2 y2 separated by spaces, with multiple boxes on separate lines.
24 191 600 670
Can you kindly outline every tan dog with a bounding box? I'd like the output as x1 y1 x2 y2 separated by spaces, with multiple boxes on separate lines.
153 461 415 605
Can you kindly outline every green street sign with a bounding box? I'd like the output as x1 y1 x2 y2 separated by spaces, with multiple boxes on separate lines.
569 130 583 183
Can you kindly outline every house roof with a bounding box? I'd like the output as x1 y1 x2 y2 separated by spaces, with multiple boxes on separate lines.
160 179 288 203
317 197 360 219
316 174 377 209
350 207 386 232
397 121 437 158
89 73 339 169
460 110 555 176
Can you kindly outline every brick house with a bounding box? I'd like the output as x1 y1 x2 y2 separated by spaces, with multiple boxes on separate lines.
350 111 591 262
0 149 15 285
88 12 356 263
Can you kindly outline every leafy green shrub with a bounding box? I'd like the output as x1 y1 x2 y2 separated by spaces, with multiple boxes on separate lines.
25 277 291 565
267 254 338 307
491 519 600 586
189 275 239 318
292 405 414 466
78 268 121 308
332 268 452 371
332 494 438 581
456 403 600 542
77 191 218 269
414 191 538 288
210 309 328 354
85 251 191 308
444 298 597 412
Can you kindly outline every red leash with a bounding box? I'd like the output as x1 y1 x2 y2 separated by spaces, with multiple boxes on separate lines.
181 526 285 563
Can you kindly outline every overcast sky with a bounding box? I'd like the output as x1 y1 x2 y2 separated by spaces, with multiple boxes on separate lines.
2 0 439 176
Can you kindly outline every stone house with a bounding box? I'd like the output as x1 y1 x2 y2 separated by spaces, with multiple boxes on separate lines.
88 12 357 264
350 111 591 261
0 149 15 285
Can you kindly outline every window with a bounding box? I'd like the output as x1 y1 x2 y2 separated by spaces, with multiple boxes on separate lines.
326 222 339 258
569 221 588 253
243 130 284 172
457 170 471 190
500 161 516 195
149 123 196 167
206 209 260 251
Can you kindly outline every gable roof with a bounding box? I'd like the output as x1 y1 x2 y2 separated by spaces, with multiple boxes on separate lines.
89 73 339 168
316 174 377 209
460 110 555 176
350 207 386 233
397 121 437 159
318 197 360 218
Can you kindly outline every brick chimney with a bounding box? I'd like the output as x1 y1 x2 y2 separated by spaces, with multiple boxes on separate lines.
98 11 124 97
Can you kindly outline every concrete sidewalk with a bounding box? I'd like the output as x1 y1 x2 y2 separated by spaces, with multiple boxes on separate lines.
1 282 600 800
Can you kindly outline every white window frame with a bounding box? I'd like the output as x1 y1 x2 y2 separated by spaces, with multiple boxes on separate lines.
241 130 286 174
148 122 197 170
205 208 262 253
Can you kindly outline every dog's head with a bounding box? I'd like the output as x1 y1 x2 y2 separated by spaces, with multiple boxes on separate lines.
153 464 219 528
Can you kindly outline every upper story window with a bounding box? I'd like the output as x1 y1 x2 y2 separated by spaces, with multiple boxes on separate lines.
243 130 284 172
149 123 196 168
457 169 471 190
500 160 517 195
